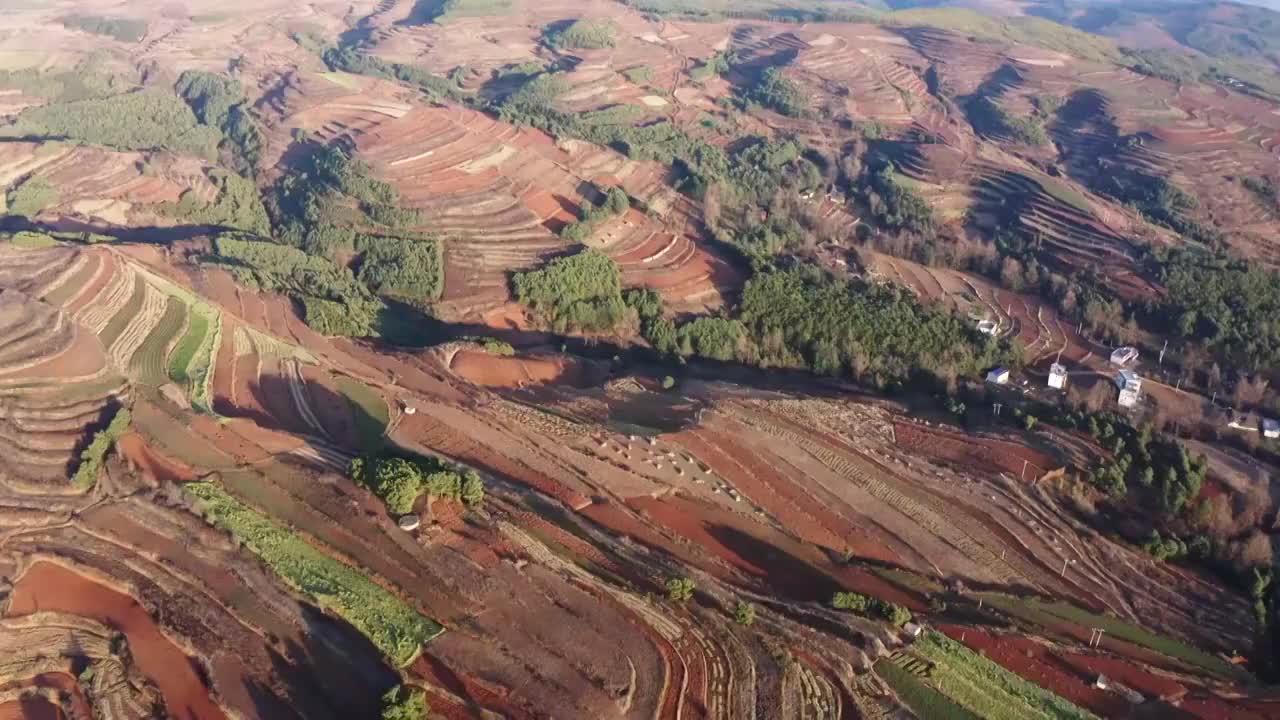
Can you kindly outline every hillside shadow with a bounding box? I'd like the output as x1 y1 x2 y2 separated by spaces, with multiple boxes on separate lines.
243 604 397 720
0 216 220 244
704 524 840 602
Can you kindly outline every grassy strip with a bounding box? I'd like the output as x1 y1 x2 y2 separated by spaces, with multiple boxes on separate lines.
131 296 187 386
188 307 222 412
71 406 131 489
878 657 981 720
97 275 146 350
184 482 443 664
168 307 210 384
336 376 390 447
914 631 1096 720
9 231 58 248
980 594 1240 680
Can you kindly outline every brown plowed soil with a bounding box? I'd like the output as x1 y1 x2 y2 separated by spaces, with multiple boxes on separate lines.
7 562 227 720
116 432 196 482
894 420 1059 480
449 349 600 388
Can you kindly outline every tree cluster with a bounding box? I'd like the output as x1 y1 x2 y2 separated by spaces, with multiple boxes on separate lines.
832 591 913 626
349 454 484 516
512 249 627 333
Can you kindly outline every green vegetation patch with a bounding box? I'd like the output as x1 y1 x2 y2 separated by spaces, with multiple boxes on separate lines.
746 67 808 118
71 406 131 489
512 249 626 333
967 95 1048 146
8 230 58 248
184 481 443 664
737 264 1008 383
877 657 981 720
546 20 617 50
205 235 380 337
159 172 270 235
61 15 148 43
6 177 58 217
175 70 262 172
621 67 654 85
913 631 1095 720
1150 247 1280 373
131 297 187 387
0 67 120 103
561 186 629 242
406 0 513 24
349 454 484 515
0 91 222 159
168 305 212 383
355 236 442 302
336 377 390 447
981 594 1240 680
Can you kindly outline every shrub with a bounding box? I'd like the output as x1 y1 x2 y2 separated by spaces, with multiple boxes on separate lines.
734 601 755 626
6 177 58 217
621 67 654 85
832 591 869 612
667 576 696 603
381 686 429 720
546 20 616 50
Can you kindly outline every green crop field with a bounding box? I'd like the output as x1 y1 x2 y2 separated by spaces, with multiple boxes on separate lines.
168 306 210 384
878 656 981 720
131 296 187 386
337 376 389 446
9 230 58 248
980 594 1241 680
98 276 145 351
914 631 1096 720
184 481 443 665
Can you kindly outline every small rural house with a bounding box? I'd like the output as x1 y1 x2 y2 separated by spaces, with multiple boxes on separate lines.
1110 346 1139 366
1265 418 1280 439
1116 370 1142 409
986 367 1010 385
977 319 998 336
1048 363 1068 390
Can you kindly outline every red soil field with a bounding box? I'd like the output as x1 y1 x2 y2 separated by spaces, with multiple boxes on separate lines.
894 420 1058 480
0 324 106 381
449 349 598 388
629 494 842 602
0 698 60 720
0 673 89 720
6 562 227 720
116 433 196 483
937 625 1128 717
1055 651 1186 699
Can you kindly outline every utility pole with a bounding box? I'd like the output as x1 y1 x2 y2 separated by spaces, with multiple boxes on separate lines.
1159 340 1168 366
1060 557 1073 577
993 402 1002 417
1021 459 1029 481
